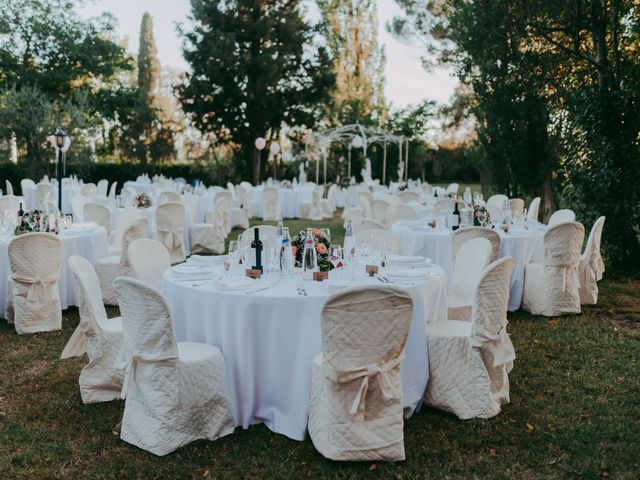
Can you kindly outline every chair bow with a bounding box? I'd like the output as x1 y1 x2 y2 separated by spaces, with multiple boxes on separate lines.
545 261 579 292
158 228 183 250
471 324 516 368
11 272 58 303
323 353 404 415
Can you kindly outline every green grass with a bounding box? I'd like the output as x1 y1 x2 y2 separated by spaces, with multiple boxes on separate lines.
1 215 639 479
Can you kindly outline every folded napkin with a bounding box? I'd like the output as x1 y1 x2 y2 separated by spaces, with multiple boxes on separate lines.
387 269 431 280
172 264 214 279
213 276 257 290
388 254 431 265
189 254 226 265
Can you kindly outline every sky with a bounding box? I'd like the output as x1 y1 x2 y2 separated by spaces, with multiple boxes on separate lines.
78 0 458 109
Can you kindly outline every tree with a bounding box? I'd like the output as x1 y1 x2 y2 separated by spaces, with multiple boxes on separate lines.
137 13 161 108
317 0 387 124
178 0 335 184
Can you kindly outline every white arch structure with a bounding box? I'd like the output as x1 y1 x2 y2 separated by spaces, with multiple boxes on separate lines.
309 124 408 185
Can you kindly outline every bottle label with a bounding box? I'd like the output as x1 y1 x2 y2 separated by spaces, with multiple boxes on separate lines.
449 214 459 228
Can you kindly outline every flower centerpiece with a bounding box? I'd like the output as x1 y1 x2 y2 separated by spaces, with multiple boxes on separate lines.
291 228 333 271
134 193 152 209
472 203 491 226
15 209 43 235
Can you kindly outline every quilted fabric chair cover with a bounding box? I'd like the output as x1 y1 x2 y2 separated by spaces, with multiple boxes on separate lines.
61 256 124 403
206 191 232 234
262 187 281 221
71 195 89 223
81 183 97 198
433 199 450 216
0 195 20 213
548 209 576 226
425 256 516 419
446 183 459 195
301 186 324 220
83 202 112 236
451 227 501 264
399 191 419 204
5 180 14 196
20 178 35 195
509 198 524 216
355 229 400 254
109 208 140 255
448 237 493 321
96 218 148 305
154 203 186 264
8 233 61 334
486 194 508 208
578 216 606 305
235 185 256 219
157 191 181 205
527 197 541 222
357 192 373 219
180 194 200 224
308 285 413 461
96 179 109 198
371 200 390 226
113 277 235 456
191 195 227 255
128 239 171 290
36 184 54 211
391 204 418 222
522 222 585 316
107 181 118 200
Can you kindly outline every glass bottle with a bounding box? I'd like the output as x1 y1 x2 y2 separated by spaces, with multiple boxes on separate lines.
302 227 317 280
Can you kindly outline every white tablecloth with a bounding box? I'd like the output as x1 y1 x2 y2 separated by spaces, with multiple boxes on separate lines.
390 222 545 311
251 187 314 219
24 183 82 214
1 227 109 317
162 264 447 441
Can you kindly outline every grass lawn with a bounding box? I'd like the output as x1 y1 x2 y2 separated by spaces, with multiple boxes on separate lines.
0 215 638 479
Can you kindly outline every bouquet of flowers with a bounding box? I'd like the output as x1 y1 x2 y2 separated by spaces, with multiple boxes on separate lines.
15 210 43 235
135 193 152 208
291 228 334 272
472 203 491 226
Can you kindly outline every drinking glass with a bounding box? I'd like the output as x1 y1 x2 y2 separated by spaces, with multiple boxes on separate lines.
322 228 331 245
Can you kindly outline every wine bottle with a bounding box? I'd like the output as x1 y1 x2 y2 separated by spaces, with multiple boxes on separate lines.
450 202 460 231
17 202 24 223
302 227 317 280
250 227 263 272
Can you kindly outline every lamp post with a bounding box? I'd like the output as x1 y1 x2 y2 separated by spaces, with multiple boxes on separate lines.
51 128 70 212
254 137 266 185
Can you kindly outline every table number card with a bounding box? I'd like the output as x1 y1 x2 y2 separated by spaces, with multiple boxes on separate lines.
365 265 379 277
245 269 262 279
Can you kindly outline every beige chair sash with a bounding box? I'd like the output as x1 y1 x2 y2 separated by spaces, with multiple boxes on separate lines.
470 325 515 368
157 228 183 250
11 272 58 303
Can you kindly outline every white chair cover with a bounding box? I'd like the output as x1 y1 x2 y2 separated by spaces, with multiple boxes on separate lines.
448 237 493 321
522 222 585 316
81 183 97 198
157 191 181 205
487 194 508 207
0 195 20 213
527 197 541 222
207 191 232 234
8 233 61 334
128 238 171 291
5 180 14 196
389 204 418 222
239 225 279 250
109 208 140 255
191 194 228 254
235 185 256 219
107 181 118 200
302 186 324 220
71 195 90 223
446 183 460 195
451 226 501 264
425 257 516 419
96 218 148 305
20 178 35 196
359 218 386 232
83 202 112 236
96 179 109 198
548 209 576 226
357 191 373 218
61 256 124 403
399 191 419 204
321 184 338 218
113 277 234 456
355 229 400 254
371 200 390 226
578 216 606 305
509 198 524 216
308 285 413 461
36 184 54 211
261 187 281 221
154 203 186 264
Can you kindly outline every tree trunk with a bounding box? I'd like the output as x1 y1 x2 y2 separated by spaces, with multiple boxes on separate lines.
537 170 556 223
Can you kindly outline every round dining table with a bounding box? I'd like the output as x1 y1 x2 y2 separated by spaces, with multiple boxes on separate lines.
162 260 447 441
390 221 546 311
0 225 108 318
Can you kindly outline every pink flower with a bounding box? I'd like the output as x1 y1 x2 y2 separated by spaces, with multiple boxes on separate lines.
316 244 327 255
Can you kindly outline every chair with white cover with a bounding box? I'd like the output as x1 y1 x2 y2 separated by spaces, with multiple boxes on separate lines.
262 187 281 221
425 256 516 419
343 208 363 231
371 200 390 226
83 202 112 237
107 181 118 200
308 285 413 461
235 185 256 219
548 209 576 226
229 187 250 230
153 202 186 264
60 256 124 403
487 194 508 208
81 183 97 198
578 216 606 305
527 197 541 222
240 181 253 191
7 233 61 334
433 199 450 216
36 184 55 211
388 204 417 223
522 222 585 316
20 178 35 196
5 180 14 196
321 184 338 218
509 198 524 216
451 226 501 264
128 238 171 291
239 225 279 251
0 195 20 213
446 183 460 196
109 208 140 255
71 195 89 223
180 194 200 224
96 218 148 305
113 277 235 456
355 229 400 254
357 191 373 218
157 191 181 205
399 191 419 204
190 194 227 255
447 237 493 321
208 186 224 196
301 186 324 220
96 179 109 198
359 218 387 233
